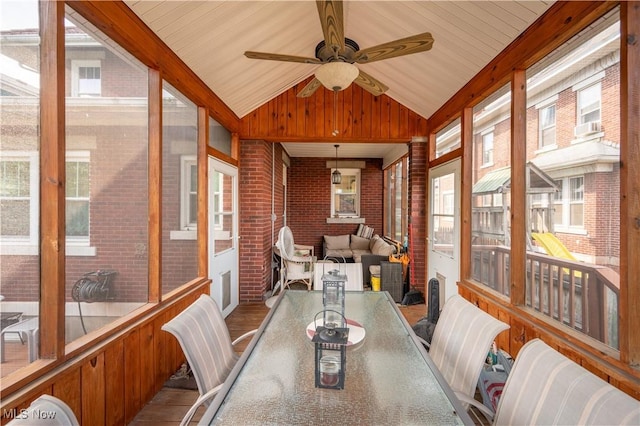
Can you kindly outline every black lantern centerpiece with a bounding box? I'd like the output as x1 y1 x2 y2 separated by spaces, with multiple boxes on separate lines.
313 268 349 389
313 311 349 389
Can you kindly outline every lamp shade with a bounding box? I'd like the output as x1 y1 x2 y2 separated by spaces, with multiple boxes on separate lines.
315 62 359 91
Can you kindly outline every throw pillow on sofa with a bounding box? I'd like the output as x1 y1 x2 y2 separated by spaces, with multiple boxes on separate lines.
324 234 350 251
350 234 370 250
371 235 395 256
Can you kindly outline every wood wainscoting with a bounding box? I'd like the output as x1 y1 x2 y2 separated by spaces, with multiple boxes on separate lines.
458 282 640 400
0 284 208 426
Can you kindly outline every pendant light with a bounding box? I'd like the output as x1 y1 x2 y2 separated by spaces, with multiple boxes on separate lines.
332 144 341 184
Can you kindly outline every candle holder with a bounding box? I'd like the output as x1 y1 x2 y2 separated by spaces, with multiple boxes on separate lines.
313 310 349 389
322 269 347 328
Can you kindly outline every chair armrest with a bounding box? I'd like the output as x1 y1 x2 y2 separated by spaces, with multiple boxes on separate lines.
180 383 223 426
454 392 495 424
231 329 258 346
289 255 314 263
294 244 314 258
415 335 431 350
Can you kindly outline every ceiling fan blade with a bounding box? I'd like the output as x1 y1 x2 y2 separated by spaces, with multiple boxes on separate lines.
316 0 345 55
354 32 434 64
297 78 323 98
354 70 389 96
244 51 321 64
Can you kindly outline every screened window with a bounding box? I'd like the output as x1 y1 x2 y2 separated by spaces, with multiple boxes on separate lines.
384 157 408 241
65 7 149 343
525 10 619 349
162 81 198 294
435 118 461 159
331 169 360 218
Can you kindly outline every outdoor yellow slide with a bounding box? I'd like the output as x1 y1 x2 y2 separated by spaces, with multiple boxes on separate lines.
531 232 577 261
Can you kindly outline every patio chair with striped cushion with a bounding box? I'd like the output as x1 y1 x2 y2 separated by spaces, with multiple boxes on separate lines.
162 295 257 426
492 338 640 425
424 295 510 420
7 395 79 425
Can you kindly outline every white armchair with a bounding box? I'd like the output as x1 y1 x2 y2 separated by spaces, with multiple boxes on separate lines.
275 226 315 291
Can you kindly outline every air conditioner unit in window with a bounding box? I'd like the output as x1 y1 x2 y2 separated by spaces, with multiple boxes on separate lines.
574 121 601 137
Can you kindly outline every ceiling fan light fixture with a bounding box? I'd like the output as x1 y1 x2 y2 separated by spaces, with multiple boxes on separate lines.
315 62 359 91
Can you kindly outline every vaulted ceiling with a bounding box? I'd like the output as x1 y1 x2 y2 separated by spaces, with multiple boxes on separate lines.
124 1 555 158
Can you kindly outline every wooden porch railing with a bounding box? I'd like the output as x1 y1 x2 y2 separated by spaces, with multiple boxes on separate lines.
471 245 620 348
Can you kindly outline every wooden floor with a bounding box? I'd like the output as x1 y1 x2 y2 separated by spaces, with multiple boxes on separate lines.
129 299 428 425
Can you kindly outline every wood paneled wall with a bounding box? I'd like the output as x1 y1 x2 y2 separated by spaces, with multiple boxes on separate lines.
240 77 428 142
0 284 207 425
458 283 640 400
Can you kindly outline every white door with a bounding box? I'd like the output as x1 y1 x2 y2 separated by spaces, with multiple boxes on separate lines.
209 158 239 317
428 158 461 305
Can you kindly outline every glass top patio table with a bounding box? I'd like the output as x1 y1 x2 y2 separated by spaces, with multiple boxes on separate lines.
199 290 472 425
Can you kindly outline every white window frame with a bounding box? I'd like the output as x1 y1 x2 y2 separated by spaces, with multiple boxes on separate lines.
65 151 90 246
576 82 601 125
1 151 95 255
538 103 557 149
554 176 586 233
71 59 101 97
331 168 361 218
180 155 198 231
481 131 494 167
0 152 39 246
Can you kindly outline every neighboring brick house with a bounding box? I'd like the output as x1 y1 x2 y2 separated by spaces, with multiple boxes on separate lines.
1 27 199 310
465 20 620 274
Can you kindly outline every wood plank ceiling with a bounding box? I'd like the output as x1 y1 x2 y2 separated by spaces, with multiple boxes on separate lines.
124 0 555 158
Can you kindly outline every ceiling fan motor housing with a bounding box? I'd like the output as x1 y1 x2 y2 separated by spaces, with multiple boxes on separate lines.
315 38 360 63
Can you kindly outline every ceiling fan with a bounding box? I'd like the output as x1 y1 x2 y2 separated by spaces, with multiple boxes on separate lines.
244 0 434 98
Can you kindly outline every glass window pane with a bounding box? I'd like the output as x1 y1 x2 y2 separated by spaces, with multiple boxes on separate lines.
0 0 41 376
65 7 148 344
525 8 619 349
331 169 360 218
162 81 198 294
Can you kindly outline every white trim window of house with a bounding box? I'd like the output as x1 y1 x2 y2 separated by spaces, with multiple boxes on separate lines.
539 103 556 148
331 168 360 218
554 176 584 229
482 131 494 166
181 156 198 230
577 82 601 126
0 157 35 242
71 60 101 97
65 156 90 241
1 153 90 248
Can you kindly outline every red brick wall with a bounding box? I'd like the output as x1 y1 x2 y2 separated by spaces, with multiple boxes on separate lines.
408 142 426 295
287 156 384 257
239 140 277 301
